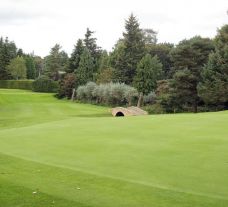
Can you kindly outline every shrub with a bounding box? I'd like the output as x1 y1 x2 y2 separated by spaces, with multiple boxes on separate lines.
32 76 58 93
84 82 97 101
76 82 138 106
143 104 165 114
0 80 34 90
143 92 156 105
76 85 86 100
57 73 76 99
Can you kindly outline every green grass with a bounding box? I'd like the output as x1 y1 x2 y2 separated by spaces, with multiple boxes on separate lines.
0 89 228 207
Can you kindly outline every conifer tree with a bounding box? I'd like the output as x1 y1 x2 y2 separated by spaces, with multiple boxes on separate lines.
134 54 162 95
68 39 84 73
76 48 95 86
112 14 145 84
25 55 36 79
0 37 17 79
44 44 68 80
83 28 101 71
170 36 214 112
198 25 228 107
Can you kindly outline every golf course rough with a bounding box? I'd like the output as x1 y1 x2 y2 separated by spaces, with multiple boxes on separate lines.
0 89 228 207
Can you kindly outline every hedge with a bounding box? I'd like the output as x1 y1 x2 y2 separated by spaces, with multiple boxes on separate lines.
0 80 34 90
32 76 59 93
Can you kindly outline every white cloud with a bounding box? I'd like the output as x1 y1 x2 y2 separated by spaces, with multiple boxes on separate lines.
0 0 227 57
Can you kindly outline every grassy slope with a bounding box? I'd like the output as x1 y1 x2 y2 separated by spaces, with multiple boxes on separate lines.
0 89 228 207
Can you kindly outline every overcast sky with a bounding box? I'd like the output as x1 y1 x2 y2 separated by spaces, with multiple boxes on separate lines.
0 0 227 57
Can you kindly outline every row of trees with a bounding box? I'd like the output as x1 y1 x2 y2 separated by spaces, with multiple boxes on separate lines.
0 37 43 80
1 14 227 112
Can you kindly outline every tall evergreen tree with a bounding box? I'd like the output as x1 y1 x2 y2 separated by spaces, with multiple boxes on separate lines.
68 39 84 73
114 14 145 84
44 44 68 80
25 55 36 79
83 28 101 71
134 54 162 95
17 48 24 57
76 48 95 86
0 37 17 79
110 39 126 82
147 43 174 78
170 36 214 112
198 25 228 107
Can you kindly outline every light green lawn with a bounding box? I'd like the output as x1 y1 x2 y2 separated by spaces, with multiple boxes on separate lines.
0 89 228 207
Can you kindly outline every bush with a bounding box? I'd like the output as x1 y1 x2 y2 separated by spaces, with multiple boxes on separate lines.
57 73 76 99
76 82 138 106
143 104 165 114
0 80 34 90
32 76 59 93
143 92 156 105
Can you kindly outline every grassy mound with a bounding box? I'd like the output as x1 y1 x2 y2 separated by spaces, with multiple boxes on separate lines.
0 89 228 207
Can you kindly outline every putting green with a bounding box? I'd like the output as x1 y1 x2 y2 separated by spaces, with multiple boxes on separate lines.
0 89 228 207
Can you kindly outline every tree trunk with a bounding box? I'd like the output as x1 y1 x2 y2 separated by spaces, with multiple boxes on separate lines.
71 88 76 101
128 98 132 107
137 92 143 108
193 100 198 113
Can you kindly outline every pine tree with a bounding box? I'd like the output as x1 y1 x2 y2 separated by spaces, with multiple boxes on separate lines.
83 28 101 71
170 36 214 112
110 40 126 82
0 37 17 79
25 55 36 79
68 39 84 73
76 48 95 87
198 25 228 107
134 54 162 95
121 14 145 84
44 44 68 80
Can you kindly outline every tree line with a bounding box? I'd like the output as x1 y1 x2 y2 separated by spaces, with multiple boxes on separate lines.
0 14 227 113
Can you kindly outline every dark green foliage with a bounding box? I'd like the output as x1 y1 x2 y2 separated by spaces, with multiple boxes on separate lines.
96 51 114 84
110 40 126 82
198 25 228 107
98 51 110 72
25 55 36 79
16 48 24 57
0 37 17 80
57 73 76 99
44 44 68 81
112 14 145 84
152 80 179 113
76 48 95 87
170 36 214 112
32 76 58 93
96 68 114 84
134 54 162 95
7 56 27 80
68 39 84 73
198 51 228 106
0 80 33 90
83 28 102 71
147 43 174 78
143 104 165 114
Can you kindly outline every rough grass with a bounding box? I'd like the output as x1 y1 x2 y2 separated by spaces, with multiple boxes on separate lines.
0 89 228 207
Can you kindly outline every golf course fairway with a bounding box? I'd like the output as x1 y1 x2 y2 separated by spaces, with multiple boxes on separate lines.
0 89 228 207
